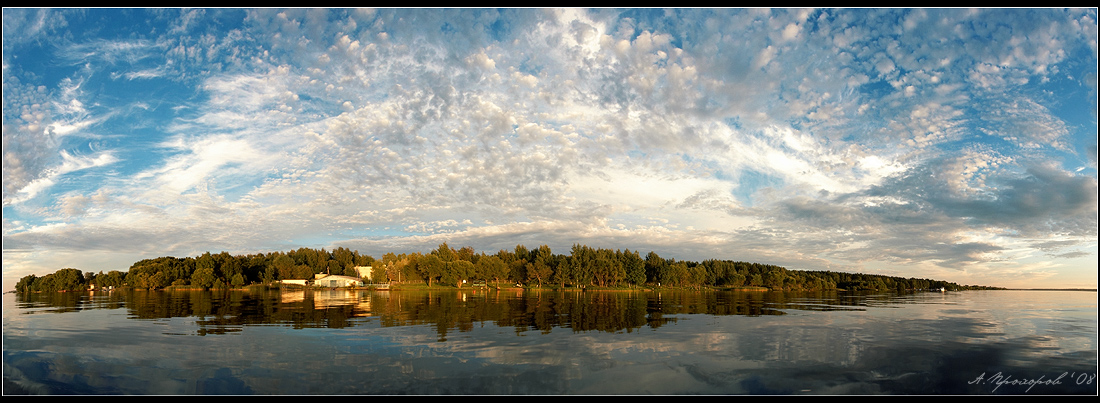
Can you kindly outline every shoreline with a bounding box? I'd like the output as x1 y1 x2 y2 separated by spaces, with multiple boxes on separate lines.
14 285 1047 294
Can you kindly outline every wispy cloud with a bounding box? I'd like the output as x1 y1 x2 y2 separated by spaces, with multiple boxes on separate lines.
3 8 1096 291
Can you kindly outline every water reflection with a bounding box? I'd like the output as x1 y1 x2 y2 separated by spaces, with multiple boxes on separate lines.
4 289 1096 395
11 288 901 336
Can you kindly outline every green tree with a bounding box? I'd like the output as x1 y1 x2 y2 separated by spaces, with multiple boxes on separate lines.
443 260 475 287
231 273 246 287
553 255 574 287
217 252 241 283
645 251 666 284
527 245 554 288
527 262 552 288
191 267 216 289
571 244 595 287
433 242 456 263
148 271 170 289
293 265 314 280
418 254 445 287
455 246 476 263
332 247 356 272
15 274 37 293
382 252 400 283
272 254 296 280
668 261 689 287
101 268 126 288
620 250 646 287
49 268 86 292
508 245 529 284
593 249 624 287
477 255 506 286
727 272 746 287
397 253 422 284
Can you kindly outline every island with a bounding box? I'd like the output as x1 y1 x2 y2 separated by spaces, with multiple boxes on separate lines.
14 242 1005 293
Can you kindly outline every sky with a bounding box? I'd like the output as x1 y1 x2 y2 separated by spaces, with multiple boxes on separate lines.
2 8 1097 291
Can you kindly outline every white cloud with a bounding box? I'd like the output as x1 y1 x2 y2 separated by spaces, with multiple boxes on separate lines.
4 150 117 206
2 9 1096 291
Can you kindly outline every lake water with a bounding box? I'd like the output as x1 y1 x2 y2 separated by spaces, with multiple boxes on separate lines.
2 288 1096 395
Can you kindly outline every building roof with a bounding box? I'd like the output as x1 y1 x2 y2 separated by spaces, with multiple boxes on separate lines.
316 274 362 281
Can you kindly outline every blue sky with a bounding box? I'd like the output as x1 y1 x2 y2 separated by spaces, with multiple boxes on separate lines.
3 8 1097 291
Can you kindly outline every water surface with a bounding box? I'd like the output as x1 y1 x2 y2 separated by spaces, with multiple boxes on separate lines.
3 289 1096 395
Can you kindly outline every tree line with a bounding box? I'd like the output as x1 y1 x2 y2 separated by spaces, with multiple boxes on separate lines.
13 242 1004 293
15 247 375 293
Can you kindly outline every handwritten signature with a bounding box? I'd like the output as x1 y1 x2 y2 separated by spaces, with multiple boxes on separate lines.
969 371 1097 393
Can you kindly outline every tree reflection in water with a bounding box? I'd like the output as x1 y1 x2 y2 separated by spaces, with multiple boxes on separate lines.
13 288 887 337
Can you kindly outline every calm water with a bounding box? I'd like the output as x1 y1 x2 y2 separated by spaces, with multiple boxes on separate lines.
2 288 1096 395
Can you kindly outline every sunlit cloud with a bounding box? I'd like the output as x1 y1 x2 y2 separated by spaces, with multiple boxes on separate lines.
3 8 1096 291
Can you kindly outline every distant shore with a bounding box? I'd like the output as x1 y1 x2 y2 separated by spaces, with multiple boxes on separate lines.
21 284 1064 294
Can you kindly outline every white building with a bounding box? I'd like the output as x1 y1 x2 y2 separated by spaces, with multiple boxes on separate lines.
314 274 364 288
354 266 373 281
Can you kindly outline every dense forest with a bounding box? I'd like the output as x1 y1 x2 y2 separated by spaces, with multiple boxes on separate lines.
13 243 1003 293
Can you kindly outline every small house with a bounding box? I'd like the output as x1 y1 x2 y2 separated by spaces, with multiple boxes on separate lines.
314 274 364 288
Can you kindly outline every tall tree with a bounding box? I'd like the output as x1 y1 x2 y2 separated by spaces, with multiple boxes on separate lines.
418 254 444 287
15 274 37 293
553 255 573 287
444 260 475 287
527 245 554 287
571 244 595 287
620 249 646 287
477 255 506 286
434 242 456 262
191 266 216 289
273 254 296 280
645 251 664 284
